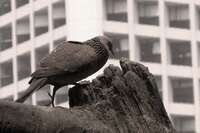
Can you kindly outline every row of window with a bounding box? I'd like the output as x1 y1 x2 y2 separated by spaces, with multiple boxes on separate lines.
105 0 200 30
0 0 64 16
155 76 195 104
138 37 192 66
0 0 66 51
106 33 199 67
0 37 66 87
1 0 199 30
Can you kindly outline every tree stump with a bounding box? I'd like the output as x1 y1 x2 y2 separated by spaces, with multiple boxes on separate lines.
0 58 176 133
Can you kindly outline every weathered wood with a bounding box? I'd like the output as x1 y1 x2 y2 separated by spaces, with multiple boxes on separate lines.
0 58 176 133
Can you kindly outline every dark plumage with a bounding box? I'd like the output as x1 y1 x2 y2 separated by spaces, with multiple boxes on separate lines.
15 36 114 106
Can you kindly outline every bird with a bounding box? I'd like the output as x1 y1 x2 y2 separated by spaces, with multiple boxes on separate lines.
15 36 114 107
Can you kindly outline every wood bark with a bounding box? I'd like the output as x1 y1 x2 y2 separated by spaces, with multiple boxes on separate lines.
0 58 176 133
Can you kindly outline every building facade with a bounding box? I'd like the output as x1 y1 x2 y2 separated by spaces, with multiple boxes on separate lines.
0 0 199 132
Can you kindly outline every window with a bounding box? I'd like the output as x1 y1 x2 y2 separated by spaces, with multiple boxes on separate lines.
0 0 11 16
197 7 200 30
16 16 30 44
53 37 66 48
137 37 161 63
170 77 194 104
168 40 191 66
106 33 129 59
36 85 50 106
17 52 31 80
167 3 190 29
34 8 49 36
16 0 29 8
105 0 127 22
136 0 159 26
35 44 49 68
0 59 13 87
171 115 195 133
56 86 69 105
0 24 12 51
52 0 66 29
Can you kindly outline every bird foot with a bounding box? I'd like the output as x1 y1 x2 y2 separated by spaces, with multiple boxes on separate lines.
45 101 52 107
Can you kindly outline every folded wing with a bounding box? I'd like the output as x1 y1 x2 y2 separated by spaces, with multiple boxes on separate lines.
32 41 96 78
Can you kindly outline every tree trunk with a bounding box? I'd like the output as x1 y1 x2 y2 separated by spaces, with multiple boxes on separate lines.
0 58 176 133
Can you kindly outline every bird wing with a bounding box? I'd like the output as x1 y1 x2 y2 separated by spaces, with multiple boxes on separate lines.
32 41 96 78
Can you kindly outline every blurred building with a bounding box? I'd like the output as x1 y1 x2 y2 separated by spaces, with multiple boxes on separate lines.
0 0 199 132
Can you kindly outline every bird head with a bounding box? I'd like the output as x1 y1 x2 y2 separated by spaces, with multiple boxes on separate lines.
97 36 115 57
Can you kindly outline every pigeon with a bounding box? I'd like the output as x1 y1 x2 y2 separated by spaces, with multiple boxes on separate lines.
15 36 114 106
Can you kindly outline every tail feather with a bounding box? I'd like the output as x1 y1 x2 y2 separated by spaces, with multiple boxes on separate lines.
15 78 48 103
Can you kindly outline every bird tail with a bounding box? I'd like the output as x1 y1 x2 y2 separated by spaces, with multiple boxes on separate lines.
15 78 48 103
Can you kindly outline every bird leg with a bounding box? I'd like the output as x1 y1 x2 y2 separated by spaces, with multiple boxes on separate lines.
47 86 60 107
47 92 53 106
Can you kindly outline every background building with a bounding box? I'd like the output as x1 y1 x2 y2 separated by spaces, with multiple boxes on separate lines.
0 0 199 132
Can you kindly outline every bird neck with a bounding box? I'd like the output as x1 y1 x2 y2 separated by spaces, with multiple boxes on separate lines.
85 39 108 56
